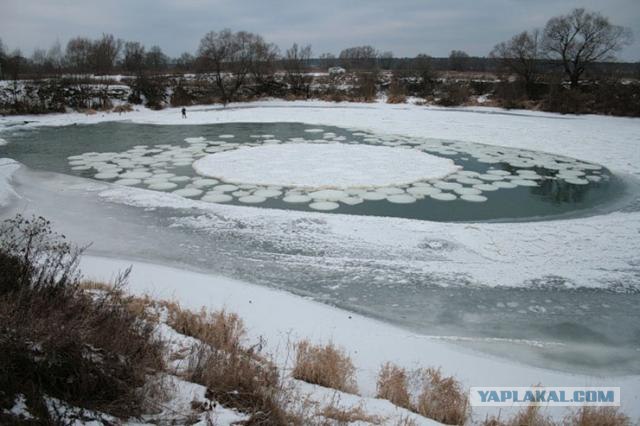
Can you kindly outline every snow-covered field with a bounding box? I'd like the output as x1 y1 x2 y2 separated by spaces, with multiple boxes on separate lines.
1 100 640 421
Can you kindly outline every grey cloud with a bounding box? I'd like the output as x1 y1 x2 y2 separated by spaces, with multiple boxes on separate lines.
1 0 638 60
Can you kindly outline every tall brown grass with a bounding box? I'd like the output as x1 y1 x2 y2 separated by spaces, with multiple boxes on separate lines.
0 215 165 421
564 406 631 426
376 363 469 425
376 362 412 409
292 340 358 394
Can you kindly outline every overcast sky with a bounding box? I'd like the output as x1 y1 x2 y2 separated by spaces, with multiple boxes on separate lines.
1 0 639 61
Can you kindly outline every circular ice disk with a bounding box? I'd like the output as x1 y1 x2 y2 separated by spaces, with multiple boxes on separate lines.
283 195 312 203
434 181 462 190
492 181 518 189
148 182 178 191
214 184 240 192
201 193 233 203
430 192 457 201
94 172 119 180
461 194 488 202
238 195 266 204
360 191 388 201
192 178 219 188
254 189 282 198
309 201 340 211
114 178 141 186
387 194 417 204
454 187 482 196
564 177 590 185
173 188 203 198
192 143 458 189
309 189 349 201
474 183 498 192
512 179 538 187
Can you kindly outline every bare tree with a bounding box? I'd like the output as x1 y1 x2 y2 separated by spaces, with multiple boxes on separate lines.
91 34 122 75
122 41 146 74
490 30 541 97
249 38 279 94
65 37 93 74
0 38 5 79
197 29 268 104
542 8 632 88
145 45 169 73
339 45 379 70
319 52 337 68
449 50 470 71
378 51 394 70
413 53 438 96
283 43 313 97
175 52 195 72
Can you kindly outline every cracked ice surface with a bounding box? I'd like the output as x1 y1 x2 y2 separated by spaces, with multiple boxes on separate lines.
193 143 458 188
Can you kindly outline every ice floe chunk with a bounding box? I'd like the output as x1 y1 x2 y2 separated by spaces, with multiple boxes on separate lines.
238 195 266 203
201 193 233 203
173 188 203 198
387 194 417 204
309 201 340 210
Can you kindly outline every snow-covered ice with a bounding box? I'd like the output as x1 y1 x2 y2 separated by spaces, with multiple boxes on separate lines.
193 142 458 189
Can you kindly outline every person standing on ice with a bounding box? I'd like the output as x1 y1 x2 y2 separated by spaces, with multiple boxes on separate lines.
181 107 187 119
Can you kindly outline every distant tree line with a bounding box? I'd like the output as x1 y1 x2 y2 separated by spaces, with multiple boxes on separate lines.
0 8 638 116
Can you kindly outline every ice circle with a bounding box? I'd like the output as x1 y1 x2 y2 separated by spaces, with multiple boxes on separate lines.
192 143 459 189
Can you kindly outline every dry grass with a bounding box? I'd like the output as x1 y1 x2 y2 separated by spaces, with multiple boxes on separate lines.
376 362 411 409
161 301 289 425
292 340 358 394
0 216 166 421
415 368 469 425
164 304 245 353
113 103 134 113
483 405 631 426
318 403 384 425
563 406 631 426
482 404 554 426
376 363 469 426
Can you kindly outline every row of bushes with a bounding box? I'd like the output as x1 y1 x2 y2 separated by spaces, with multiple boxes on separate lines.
2 72 639 117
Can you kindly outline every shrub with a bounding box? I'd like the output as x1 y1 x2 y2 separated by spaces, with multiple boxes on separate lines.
319 403 383 424
0 215 165 421
482 404 554 426
415 368 469 425
165 305 245 353
387 76 408 104
354 72 379 102
292 340 358 394
541 84 595 115
168 301 289 425
376 363 469 426
376 363 411 409
113 103 134 113
436 82 471 106
564 406 630 426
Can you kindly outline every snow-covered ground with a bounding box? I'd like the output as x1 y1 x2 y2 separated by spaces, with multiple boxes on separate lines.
81 255 640 421
1 100 640 422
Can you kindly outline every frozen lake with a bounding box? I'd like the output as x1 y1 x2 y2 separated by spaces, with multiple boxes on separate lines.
2 115 639 378
0 122 625 222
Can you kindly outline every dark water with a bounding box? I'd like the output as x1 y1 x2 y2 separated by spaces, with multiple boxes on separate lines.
0 121 625 222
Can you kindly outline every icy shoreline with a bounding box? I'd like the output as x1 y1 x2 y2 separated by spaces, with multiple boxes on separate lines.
80 255 640 421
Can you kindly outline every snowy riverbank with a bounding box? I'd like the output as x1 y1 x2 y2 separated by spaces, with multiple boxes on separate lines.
81 255 640 421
